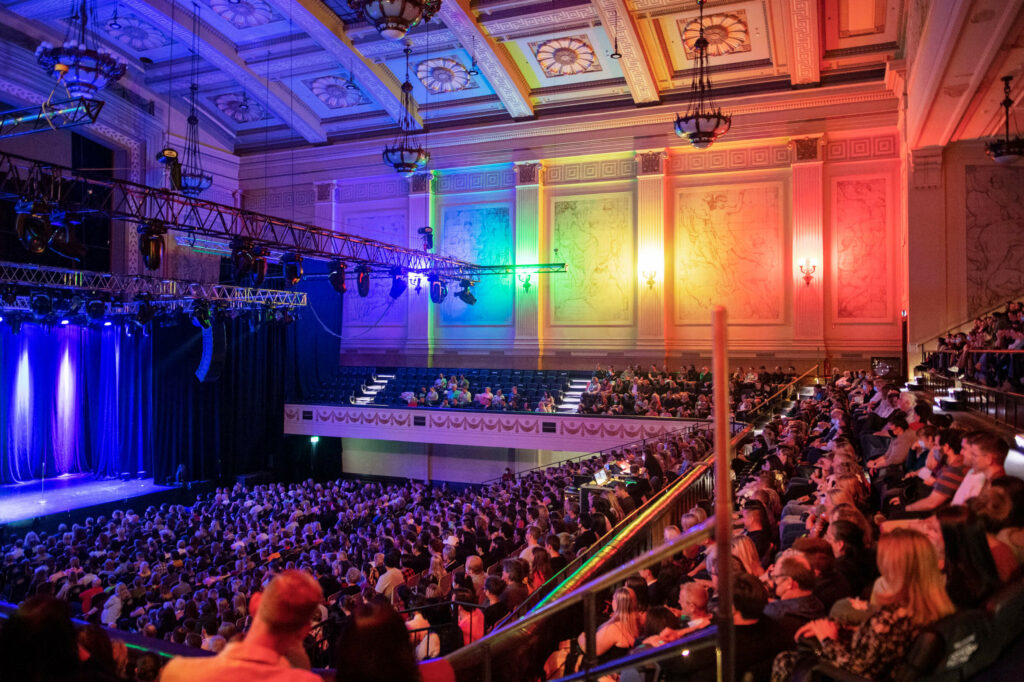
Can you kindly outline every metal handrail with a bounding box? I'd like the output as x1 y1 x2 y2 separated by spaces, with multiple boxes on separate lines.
550 627 719 682
926 348 1024 355
445 519 716 682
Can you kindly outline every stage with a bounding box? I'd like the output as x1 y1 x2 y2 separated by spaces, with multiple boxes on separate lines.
0 475 172 524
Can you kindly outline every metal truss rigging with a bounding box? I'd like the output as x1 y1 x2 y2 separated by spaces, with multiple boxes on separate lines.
0 151 478 279
0 98 105 141
0 260 306 309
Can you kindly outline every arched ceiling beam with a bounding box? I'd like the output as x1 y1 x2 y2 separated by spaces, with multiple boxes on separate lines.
590 0 660 104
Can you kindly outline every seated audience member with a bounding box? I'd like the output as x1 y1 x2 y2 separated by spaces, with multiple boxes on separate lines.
936 506 1010 597
974 475 1024 566
898 428 967 512
454 587 484 646
0 595 82 682
676 582 713 632
771 528 955 681
482 577 509 631
790 537 852 611
951 431 1009 506
764 553 826 640
576 588 641 665
333 601 422 682
501 559 529 612
160 570 324 682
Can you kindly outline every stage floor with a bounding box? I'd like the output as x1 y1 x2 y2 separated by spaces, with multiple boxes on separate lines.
0 475 171 524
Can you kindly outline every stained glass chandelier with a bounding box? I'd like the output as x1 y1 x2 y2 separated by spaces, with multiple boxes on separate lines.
985 75 1024 165
674 0 731 149
36 0 126 99
178 4 212 196
382 45 429 176
348 0 442 41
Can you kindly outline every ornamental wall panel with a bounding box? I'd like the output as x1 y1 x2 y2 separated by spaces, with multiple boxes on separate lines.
549 192 635 326
964 164 1024 317
673 182 786 324
831 175 890 322
438 203 515 326
343 211 409 327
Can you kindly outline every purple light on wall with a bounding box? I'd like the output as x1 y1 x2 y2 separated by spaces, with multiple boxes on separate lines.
14 347 32 476
56 344 77 474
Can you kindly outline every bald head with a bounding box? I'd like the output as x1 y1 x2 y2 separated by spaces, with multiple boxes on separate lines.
257 570 323 636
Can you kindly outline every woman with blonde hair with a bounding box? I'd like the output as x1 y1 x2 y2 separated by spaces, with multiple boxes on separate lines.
771 528 955 681
730 535 764 577
577 588 642 665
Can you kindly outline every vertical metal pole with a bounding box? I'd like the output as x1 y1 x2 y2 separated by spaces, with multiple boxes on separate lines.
583 591 598 680
482 642 492 682
712 306 735 682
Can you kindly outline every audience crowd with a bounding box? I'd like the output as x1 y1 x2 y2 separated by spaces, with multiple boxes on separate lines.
926 300 1024 389
399 372 563 413
3 365 1023 682
577 364 794 418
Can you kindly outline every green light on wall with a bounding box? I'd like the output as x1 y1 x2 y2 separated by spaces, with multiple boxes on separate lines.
309 436 319 444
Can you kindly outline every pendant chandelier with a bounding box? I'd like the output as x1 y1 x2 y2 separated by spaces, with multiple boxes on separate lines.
985 75 1024 166
348 0 442 41
383 45 429 176
36 0 126 99
674 0 731 149
178 4 212 197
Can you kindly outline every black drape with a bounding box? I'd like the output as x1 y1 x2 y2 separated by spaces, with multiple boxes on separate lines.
151 319 287 483
284 261 344 399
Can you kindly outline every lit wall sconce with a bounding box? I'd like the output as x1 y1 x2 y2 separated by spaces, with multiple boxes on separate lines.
517 273 532 292
798 257 817 286
642 270 658 290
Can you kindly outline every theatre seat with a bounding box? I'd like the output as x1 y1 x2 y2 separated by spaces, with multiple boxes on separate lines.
986 579 1024 651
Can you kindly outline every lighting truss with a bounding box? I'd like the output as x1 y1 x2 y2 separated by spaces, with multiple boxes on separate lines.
0 98 104 140
0 151 478 279
0 260 306 310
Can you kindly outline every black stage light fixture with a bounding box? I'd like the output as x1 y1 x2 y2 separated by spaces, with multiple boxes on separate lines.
86 296 106 320
138 220 166 271
356 264 371 297
428 273 447 304
29 292 52 320
282 253 303 287
48 211 87 261
15 199 53 254
388 267 407 299
417 225 433 250
190 299 212 329
456 278 477 305
328 260 348 294
231 239 268 287
2 286 16 306
135 294 156 326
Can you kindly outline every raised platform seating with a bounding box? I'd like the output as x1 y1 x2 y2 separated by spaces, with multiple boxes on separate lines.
372 367 590 410
287 365 376 405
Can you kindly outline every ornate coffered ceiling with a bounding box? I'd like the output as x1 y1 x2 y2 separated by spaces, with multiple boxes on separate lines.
0 0 1020 155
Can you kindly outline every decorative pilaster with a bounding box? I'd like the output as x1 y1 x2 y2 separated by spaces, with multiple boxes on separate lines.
907 146 947 345
635 151 666 347
514 162 542 349
313 181 338 230
790 136 825 342
408 171 435 359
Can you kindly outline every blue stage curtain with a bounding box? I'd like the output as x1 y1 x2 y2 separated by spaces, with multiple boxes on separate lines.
0 322 153 484
151 319 287 484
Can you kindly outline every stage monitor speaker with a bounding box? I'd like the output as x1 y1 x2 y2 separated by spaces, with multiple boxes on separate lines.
195 322 227 383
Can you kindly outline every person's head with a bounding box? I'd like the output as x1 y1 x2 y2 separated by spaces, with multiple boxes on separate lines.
963 432 1009 472
133 652 162 682
465 555 483 576
643 606 677 637
679 582 710 619
791 537 836 577
741 501 768 532
872 529 955 626
501 558 524 584
731 573 769 621
0 595 80 682
887 413 909 436
484 576 506 602
333 602 421 682
770 554 815 599
974 476 1024 531
936 506 1002 607
253 570 323 648
826 518 866 557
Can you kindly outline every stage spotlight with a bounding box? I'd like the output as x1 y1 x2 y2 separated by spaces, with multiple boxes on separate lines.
156 147 178 164
456 279 477 305
190 300 212 329
60 318 70 326
328 260 347 294
231 239 268 287
2 286 16 306
282 253 303 287
86 297 106 320
135 295 156 326
137 221 166 271
389 268 407 299
29 292 52 320
417 226 433 250
67 295 84 314
103 321 113 327
428 274 447 304
48 213 87 261
356 264 371 298
15 199 54 254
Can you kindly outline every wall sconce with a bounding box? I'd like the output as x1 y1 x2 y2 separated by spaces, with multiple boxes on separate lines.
517 273 532 292
798 257 817 286
642 270 657 289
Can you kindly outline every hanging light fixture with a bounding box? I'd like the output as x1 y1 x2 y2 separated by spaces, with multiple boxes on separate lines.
36 0 126 100
467 39 480 76
674 0 731 149
985 75 1024 165
348 0 442 41
382 44 429 176
609 9 622 60
177 3 212 197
